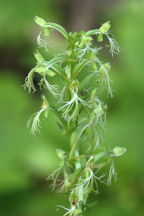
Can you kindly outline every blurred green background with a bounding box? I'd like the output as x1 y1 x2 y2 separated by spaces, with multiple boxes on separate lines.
0 0 144 215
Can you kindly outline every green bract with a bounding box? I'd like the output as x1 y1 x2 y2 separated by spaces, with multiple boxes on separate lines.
24 17 126 216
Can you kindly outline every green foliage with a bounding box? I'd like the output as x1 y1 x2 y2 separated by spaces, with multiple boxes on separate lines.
24 16 126 215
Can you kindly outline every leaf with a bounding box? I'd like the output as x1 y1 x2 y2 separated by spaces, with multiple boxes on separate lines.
45 22 69 39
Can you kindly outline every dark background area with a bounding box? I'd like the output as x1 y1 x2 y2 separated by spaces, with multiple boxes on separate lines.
0 0 144 215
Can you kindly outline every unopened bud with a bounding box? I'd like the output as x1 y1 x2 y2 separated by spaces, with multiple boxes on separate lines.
112 146 126 157
99 21 111 34
35 16 47 27
56 149 66 159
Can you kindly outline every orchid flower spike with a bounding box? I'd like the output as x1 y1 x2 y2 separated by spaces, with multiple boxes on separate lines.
25 17 126 216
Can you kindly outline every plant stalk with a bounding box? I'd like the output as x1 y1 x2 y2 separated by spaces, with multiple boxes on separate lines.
74 149 83 213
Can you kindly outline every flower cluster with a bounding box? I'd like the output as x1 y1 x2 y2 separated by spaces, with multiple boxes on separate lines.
24 16 126 216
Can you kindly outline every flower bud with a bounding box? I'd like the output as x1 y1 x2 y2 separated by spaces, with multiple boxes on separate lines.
35 16 47 27
112 146 126 157
99 21 111 34
56 148 66 159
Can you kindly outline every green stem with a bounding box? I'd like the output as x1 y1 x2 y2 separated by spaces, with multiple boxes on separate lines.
50 106 71 137
71 154 95 160
65 59 92 95
51 65 71 82
67 169 84 191
72 60 92 81
69 124 88 160
74 149 83 210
